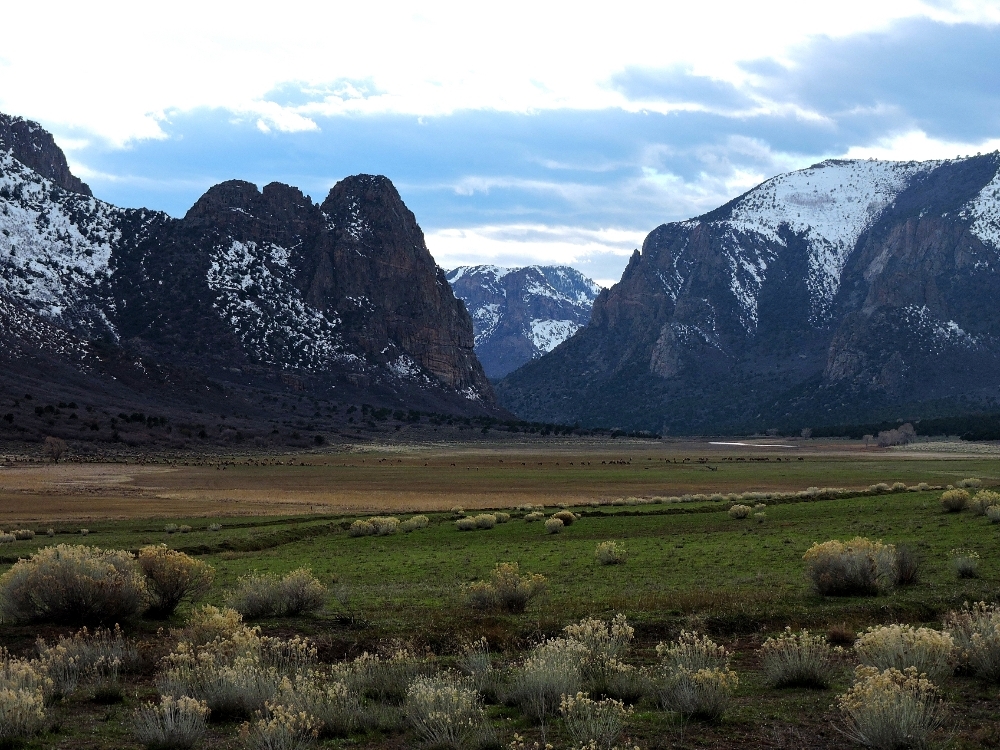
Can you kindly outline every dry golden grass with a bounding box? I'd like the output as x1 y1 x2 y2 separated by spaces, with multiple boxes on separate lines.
0 437 996 524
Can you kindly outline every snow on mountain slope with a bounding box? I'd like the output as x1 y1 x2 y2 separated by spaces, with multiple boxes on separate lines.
963 168 1000 250
715 159 939 328
447 264 601 378
0 150 125 336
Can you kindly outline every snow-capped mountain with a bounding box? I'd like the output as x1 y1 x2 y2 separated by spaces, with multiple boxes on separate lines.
0 113 499 446
497 154 1000 433
446 265 601 378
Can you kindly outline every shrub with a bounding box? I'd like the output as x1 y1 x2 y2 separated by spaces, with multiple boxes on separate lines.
495 512 511 523
344 648 425 704
544 518 564 534
940 488 970 512
180 605 246 646
0 544 147 624
509 638 588 720
560 692 632 750
165 524 178 534
854 625 953 683
348 520 374 537
595 541 627 565
456 638 499 699
47 529 55 537
0 533 15 544
132 695 210 750
552 510 576 526
474 514 497 529
987 506 1000 524
37 624 139 698
456 517 477 531
80 529 89 536
891 482 908 492
565 614 634 663
894 545 919 586
208 523 222 532
466 562 546 614
12 529 34 540
238 703 318 750
399 515 429 532
971 490 1000 515
368 517 399 536
451 506 465 516
276 671 362 737
753 503 767 511
760 628 838 688
951 548 980 579
944 602 1000 680
957 478 983 489
837 666 943 750
0 683 46 744
727 504 752 519
139 545 214 619
405 673 493 750
226 569 326 619
651 631 736 719
802 538 897 596
524 512 545 522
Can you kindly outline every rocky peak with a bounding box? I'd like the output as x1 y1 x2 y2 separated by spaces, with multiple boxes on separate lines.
0 113 91 196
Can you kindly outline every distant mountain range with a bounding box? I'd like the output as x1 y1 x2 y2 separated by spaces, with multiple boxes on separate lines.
497 154 1000 433
0 112 500 448
446 265 601 379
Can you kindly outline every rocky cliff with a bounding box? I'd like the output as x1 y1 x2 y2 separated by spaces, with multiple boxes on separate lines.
447 265 601 378
497 154 1000 433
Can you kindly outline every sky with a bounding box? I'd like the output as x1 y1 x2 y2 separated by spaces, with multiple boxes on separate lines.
2 1 999 287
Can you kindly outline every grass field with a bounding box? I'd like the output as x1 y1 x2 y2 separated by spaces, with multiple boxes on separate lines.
1 438 999 749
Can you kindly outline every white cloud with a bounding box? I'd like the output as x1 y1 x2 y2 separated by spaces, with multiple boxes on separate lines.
1 0 995 146
843 130 1000 161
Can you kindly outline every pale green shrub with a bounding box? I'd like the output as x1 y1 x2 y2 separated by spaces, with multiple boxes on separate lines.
208 523 223 532
139 545 214 619
727 504 752 519
595 541 628 565
509 637 588 720
987 506 1000 524
563 615 643 701
226 569 326 618
971 490 1000 515
0 683 47 744
940 488 970 512
456 517 478 531
753 503 767 511
803 538 898 596
917 483 930 491
165 524 178 534
238 703 318 750
951 548 980 578
544 518 564 534
451 506 465 516
405 672 493 750
944 601 1000 680
344 647 425 703
565 614 634 663
754 512 766 522
37 623 139 699
132 695 209 750
0 533 15 544
400 515 429 532
348 520 374 537
0 544 148 624
368 517 399 536
760 628 838 688
957 478 983 489
276 671 362 737
552 510 576 526
179 605 246 646
524 512 545 522
495 512 511 523
474 514 497 529
466 562 546 613
854 625 953 682
837 666 943 750
891 482 908 492
1 650 53 699
560 692 631 750
12 529 34 540
652 632 737 719
80 529 89 536
179 525 192 534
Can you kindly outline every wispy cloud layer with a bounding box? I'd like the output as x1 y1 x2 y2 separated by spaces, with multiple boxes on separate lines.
1 2 998 283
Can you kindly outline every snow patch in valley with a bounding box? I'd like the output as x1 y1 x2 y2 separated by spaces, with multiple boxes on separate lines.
529 318 581 353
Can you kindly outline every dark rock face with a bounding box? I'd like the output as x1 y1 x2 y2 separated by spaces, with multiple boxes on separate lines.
447 265 601 379
497 154 1000 433
0 113 92 195
0 113 497 441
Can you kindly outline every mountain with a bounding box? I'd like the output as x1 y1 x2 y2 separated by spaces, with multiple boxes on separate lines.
0 113 498 448
446 265 601 378
496 154 1000 434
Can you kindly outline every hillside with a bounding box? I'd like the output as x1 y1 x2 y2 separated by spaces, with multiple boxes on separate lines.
497 154 1000 433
